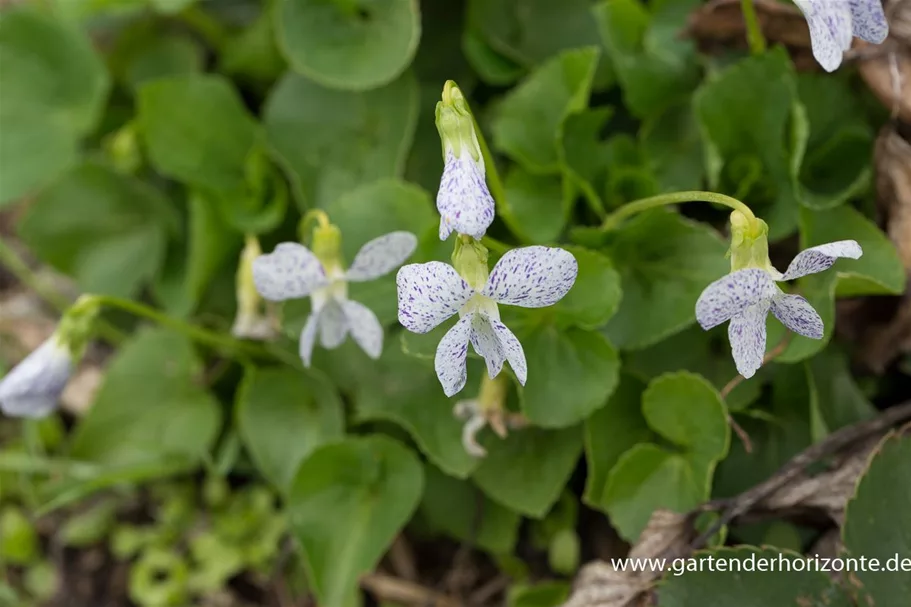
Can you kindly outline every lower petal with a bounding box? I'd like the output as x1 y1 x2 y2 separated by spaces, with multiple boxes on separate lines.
318 301 348 348
435 315 473 397
490 319 527 385
342 300 384 359
728 302 770 379
470 315 505 378
298 313 320 367
848 0 888 44
695 269 776 330
771 293 824 339
795 0 852 72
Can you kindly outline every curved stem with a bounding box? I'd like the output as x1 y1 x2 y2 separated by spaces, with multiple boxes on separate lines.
0 239 125 343
480 235 510 256
740 0 767 55
85 295 280 364
601 191 756 231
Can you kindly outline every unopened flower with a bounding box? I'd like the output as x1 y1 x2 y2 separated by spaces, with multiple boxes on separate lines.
696 240 862 378
397 245 577 396
232 235 277 340
0 336 73 418
436 81 495 240
253 231 417 366
795 0 888 72
453 400 488 458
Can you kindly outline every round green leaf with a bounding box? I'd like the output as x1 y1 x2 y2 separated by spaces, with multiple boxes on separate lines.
554 247 622 329
276 0 421 91
236 367 344 492
17 162 176 298
602 209 728 350
473 425 584 518
658 547 851 607
288 436 423 607
0 8 110 205
501 168 565 244
70 328 221 466
264 70 419 210
138 74 258 194
843 432 911 607
602 372 728 541
355 343 479 478
418 464 521 555
520 326 620 428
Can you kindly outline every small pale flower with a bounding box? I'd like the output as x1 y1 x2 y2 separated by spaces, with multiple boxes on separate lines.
397 246 578 396
253 231 417 366
696 240 863 378
436 81 495 241
0 337 73 418
794 0 889 72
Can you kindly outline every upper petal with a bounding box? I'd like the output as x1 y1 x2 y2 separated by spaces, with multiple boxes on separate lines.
396 262 473 333
728 301 770 379
695 268 776 330
795 0 853 72
341 299 383 359
481 246 578 308
318 300 349 348
345 231 418 282
437 150 495 240
0 338 72 418
848 0 888 44
490 319 527 385
435 315 473 397
771 293 824 339
470 314 505 379
298 313 320 368
252 242 328 301
780 240 862 281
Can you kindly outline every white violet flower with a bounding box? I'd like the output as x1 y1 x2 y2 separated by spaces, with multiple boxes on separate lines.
435 81 495 241
253 231 418 366
696 240 862 378
397 246 578 396
794 0 889 72
0 336 73 419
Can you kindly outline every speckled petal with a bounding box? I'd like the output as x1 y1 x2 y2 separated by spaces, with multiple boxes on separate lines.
470 314 505 378
695 269 776 330
482 246 578 308
342 300 383 359
396 262 473 333
771 293 824 339
780 240 863 280
0 338 72 418
435 315 473 397
252 242 328 301
298 313 319 367
437 150 495 240
318 300 348 348
345 231 418 282
490 320 527 385
849 0 888 43
728 301 770 379
794 0 853 72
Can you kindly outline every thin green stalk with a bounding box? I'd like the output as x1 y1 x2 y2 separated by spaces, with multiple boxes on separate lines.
601 191 756 231
740 0 767 55
87 295 276 363
0 239 125 343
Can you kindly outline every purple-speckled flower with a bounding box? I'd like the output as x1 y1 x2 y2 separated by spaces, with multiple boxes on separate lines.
794 0 888 71
696 240 862 378
0 337 73 418
396 246 578 396
253 232 417 366
437 147 496 241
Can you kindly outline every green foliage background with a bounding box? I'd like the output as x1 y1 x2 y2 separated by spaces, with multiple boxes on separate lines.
1 1 909 606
